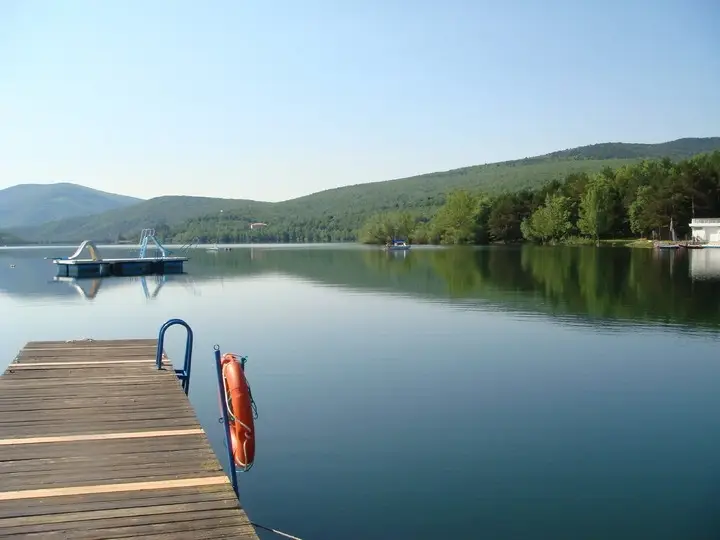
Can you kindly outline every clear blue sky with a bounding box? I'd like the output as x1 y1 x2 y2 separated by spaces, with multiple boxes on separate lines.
1 0 718 202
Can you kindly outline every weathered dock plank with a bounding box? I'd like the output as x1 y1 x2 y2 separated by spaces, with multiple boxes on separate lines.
25 339 159 348
0 339 258 539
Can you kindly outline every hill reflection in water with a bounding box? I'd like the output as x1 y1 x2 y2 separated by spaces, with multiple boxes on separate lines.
2 244 720 332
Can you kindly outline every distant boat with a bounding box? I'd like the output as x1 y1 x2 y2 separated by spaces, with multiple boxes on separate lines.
384 240 411 251
655 244 680 250
206 245 232 252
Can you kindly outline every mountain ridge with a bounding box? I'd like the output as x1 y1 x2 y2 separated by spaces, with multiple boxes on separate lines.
7 136 720 243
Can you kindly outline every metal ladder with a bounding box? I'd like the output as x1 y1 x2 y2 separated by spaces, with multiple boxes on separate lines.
154 318 242 497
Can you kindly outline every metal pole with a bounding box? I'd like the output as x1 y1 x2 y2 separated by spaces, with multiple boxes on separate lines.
214 346 240 498
155 321 168 370
182 327 194 394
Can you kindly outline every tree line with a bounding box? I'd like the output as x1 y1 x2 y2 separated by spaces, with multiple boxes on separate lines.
359 151 720 245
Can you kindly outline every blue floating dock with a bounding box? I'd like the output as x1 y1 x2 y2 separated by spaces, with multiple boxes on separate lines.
54 256 188 278
52 229 190 278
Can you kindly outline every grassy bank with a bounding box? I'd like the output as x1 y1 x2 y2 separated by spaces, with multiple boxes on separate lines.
622 239 655 249
556 236 653 248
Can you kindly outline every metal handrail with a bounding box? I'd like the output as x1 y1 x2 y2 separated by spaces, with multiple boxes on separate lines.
156 318 194 395
178 236 201 253
214 345 240 498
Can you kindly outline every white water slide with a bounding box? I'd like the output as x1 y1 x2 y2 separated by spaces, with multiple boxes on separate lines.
66 240 101 261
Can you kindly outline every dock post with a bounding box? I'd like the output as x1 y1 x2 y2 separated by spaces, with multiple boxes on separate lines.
215 345 241 499
155 318 194 395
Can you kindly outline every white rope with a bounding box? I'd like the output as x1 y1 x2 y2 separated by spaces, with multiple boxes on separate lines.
251 522 303 540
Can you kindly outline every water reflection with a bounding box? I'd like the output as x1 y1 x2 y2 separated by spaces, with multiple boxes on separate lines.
689 248 720 280
53 277 105 300
3 245 720 540
51 275 201 300
3 245 720 330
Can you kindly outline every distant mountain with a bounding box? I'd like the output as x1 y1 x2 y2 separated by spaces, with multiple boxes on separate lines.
0 183 142 229
0 230 25 245
10 137 720 243
14 195 270 243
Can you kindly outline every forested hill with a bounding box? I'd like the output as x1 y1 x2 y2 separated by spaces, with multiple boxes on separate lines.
11 137 720 243
0 231 25 245
0 183 141 229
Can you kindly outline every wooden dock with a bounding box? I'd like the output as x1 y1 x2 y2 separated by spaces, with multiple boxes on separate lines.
0 338 259 539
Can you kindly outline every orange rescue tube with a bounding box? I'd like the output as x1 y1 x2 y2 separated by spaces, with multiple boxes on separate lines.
221 353 256 470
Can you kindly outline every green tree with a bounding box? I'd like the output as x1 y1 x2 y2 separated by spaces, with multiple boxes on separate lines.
578 175 615 241
521 194 573 243
358 211 416 244
430 190 488 244
487 193 530 242
395 212 415 239
629 185 661 237
410 220 435 244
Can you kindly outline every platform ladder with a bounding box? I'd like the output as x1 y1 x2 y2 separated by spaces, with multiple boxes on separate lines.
139 228 172 258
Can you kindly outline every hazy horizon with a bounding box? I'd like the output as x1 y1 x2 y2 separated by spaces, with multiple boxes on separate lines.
2 1 718 201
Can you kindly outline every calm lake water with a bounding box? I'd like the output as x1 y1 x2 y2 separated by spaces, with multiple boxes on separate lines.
2 244 720 539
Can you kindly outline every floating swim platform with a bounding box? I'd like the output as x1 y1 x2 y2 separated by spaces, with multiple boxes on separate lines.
52 231 189 278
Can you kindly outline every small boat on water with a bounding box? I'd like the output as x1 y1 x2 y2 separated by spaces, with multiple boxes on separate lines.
207 244 232 252
655 242 681 250
384 240 411 251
